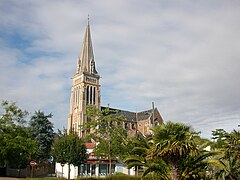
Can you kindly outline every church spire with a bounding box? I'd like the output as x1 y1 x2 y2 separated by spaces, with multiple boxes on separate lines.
68 17 101 137
76 17 98 75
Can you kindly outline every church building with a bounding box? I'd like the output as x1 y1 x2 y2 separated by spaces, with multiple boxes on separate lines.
67 19 164 137
62 19 164 178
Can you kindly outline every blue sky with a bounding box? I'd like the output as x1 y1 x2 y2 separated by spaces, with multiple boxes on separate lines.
0 0 240 138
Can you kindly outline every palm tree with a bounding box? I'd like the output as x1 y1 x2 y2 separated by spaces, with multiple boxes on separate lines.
214 157 240 180
177 136 224 179
148 121 200 180
125 122 223 179
124 134 170 179
211 129 240 180
178 150 223 179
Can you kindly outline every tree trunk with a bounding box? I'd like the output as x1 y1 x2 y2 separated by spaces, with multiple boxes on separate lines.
170 162 179 180
229 174 235 180
68 163 70 180
135 166 138 176
109 154 112 175
108 135 112 176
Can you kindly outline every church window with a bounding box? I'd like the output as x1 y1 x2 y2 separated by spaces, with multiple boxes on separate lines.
74 123 77 133
75 88 77 105
73 90 75 106
74 88 77 105
131 123 135 129
90 86 93 104
125 122 128 129
86 86 89 104
93 87 96 105
76 88 78 105
78 87 80 104
76 87 78 105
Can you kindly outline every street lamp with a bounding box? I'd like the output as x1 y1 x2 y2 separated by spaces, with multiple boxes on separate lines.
61 151 65 177
61 163 65 178
18 153 22 177
80 164 84 176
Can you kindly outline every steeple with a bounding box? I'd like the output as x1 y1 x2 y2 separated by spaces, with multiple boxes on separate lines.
68 18 101 137
76 17 98 75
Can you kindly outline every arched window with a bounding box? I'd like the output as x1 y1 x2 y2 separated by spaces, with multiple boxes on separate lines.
125 122 128 129
90 86 93 104
78 87 80 104
93 87 96 105
73 90 75 105
86 86 89 104
74 88 77 105
76 87 79 105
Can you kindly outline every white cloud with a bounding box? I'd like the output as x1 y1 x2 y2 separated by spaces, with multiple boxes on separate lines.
0 0 240 138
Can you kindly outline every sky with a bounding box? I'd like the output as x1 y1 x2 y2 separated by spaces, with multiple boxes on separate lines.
0 0 240 139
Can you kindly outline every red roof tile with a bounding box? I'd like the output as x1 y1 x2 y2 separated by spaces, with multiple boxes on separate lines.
85 142 96 149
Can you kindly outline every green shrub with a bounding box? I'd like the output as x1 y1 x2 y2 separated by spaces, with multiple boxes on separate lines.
105 175 140 180
23 178 66 180
77 174 141 180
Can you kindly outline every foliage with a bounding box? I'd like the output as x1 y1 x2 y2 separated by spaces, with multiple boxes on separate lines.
52 131 87 165
77 174 141 179
211 129 240 179
84 106 130 165
0 100 37 168
23 176 140 180
52 131 87 179
149 122 202 179
124 134 169 179
124 121 222 180
23 178 66 180
29 110 54 162
211 129 229 149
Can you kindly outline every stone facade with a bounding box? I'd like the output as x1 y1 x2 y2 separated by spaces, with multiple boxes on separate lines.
67 19 100 137
103 107 164 136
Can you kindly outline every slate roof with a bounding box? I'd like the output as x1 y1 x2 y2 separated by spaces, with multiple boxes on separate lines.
101 106 136 122
101 106 163 123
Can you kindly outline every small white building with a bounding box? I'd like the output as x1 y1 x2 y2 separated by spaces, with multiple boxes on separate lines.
55 142 135 179
56 162 135 179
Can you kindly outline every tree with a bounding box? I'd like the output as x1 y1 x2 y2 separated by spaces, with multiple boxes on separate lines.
211 129 240 179
84 105 129 175
29 110 54 162
149 121 200 180
124 134 170 179
0 100 37 168
124 121 219 179
52 131 87 179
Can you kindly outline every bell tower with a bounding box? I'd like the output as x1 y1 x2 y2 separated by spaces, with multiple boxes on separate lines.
67 18 100 137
